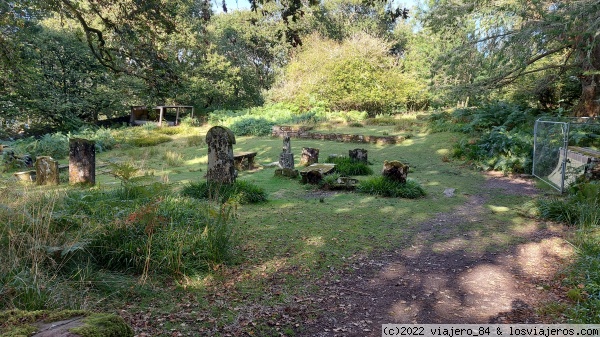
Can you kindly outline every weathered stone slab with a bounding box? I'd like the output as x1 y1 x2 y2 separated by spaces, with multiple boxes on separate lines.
300 147 319 166
206 126 236 184
35 156 60 185
349 148 368 163
299 163 335 184
382 160 409 183
234 151 257 170
279 135 295 169
69 138 96 185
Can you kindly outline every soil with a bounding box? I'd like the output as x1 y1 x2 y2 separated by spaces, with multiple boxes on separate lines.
299 172 574 336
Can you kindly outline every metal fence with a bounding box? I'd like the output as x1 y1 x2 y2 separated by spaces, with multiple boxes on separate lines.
532 117 600 193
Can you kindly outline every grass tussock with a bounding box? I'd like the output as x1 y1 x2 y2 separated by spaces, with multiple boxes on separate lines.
326 156 373 176
357 176 426 199
182 180 268 205
537 181 600 322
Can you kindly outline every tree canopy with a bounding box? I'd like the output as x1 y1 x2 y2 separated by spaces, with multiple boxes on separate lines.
421 0 600 116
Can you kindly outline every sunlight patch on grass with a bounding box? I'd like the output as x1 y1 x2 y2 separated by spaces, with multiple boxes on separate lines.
436 148 450 155
186 156 208 165
304 236 325 247
489 205 510 213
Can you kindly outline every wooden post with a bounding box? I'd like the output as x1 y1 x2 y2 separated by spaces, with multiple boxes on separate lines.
69 138 96 185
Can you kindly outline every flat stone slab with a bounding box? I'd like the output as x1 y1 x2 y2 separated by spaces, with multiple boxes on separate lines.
33 317 86 337
299 163 335 175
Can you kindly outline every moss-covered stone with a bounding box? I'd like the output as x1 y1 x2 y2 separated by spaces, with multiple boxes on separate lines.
0 310 132 337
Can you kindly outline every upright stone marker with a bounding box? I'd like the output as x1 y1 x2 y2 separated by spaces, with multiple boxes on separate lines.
35 156 60 185
279 135 295 169
69 138 96 185
300 147 319 166
206 126 236 184
349 148 368 163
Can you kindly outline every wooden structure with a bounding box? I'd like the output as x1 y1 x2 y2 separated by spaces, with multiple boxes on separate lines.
130 105 194 126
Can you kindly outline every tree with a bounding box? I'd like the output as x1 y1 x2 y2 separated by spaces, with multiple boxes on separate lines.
422 0 600 116
267 33 426 114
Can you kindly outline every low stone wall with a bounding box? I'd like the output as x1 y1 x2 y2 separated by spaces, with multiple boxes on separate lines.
272 125 405 145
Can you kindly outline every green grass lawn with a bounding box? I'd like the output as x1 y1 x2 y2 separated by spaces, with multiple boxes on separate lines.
0 123 574 335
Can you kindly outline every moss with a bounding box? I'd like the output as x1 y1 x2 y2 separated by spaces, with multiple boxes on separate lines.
0 310 132 337
70 313 133 337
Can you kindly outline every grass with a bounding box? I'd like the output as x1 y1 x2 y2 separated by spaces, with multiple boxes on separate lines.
0 116 591 333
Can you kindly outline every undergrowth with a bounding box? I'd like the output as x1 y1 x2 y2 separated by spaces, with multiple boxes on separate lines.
357 176 425 199
537 181 600 322
182 180 268 204
326 156 373 176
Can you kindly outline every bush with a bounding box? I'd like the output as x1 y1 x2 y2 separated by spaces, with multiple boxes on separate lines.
71 127 118 152
357 177 425 199
182 180 268 204
267 33 427 115
12 133 69 159
326 157 373 176
537 182 600 322
89 197 236 275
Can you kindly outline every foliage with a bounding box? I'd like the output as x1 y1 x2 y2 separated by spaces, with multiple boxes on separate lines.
209 103 324 136
89 197 236 275
267 33 427 115
537 181 600 322
182 180 267 205
429 103 536 173
12 133 69 160
70 127 118 153
422 1 600 116
326 156 372 176
357 177 425 199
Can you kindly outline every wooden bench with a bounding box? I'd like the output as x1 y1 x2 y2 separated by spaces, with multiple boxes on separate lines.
234 151 258 170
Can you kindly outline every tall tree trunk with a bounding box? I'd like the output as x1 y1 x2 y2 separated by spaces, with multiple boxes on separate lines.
574 40 600 117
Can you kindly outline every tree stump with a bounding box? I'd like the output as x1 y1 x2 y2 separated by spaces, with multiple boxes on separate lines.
300 147 319 166
35 156 60 186
349 148 368 163
382 160 409 183
69 138 96 185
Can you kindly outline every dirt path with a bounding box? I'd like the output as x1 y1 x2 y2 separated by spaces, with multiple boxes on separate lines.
300 172 574 336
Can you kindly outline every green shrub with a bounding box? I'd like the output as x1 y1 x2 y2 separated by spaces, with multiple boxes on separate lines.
182 180 267 204
357 177 425 199
267 33 427 115
89 197 236 275
228 116 275 136
12 133 69 159
71 127 117 152
364 116 399 126
536 181 600 322
326 157 373 176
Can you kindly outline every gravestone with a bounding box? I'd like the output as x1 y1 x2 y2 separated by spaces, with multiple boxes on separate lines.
35 156 60 185
206 126 237 184
300 147 319 166
69 138 96 185
349 148 368 163
279 135 295 169
382 160 409 183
